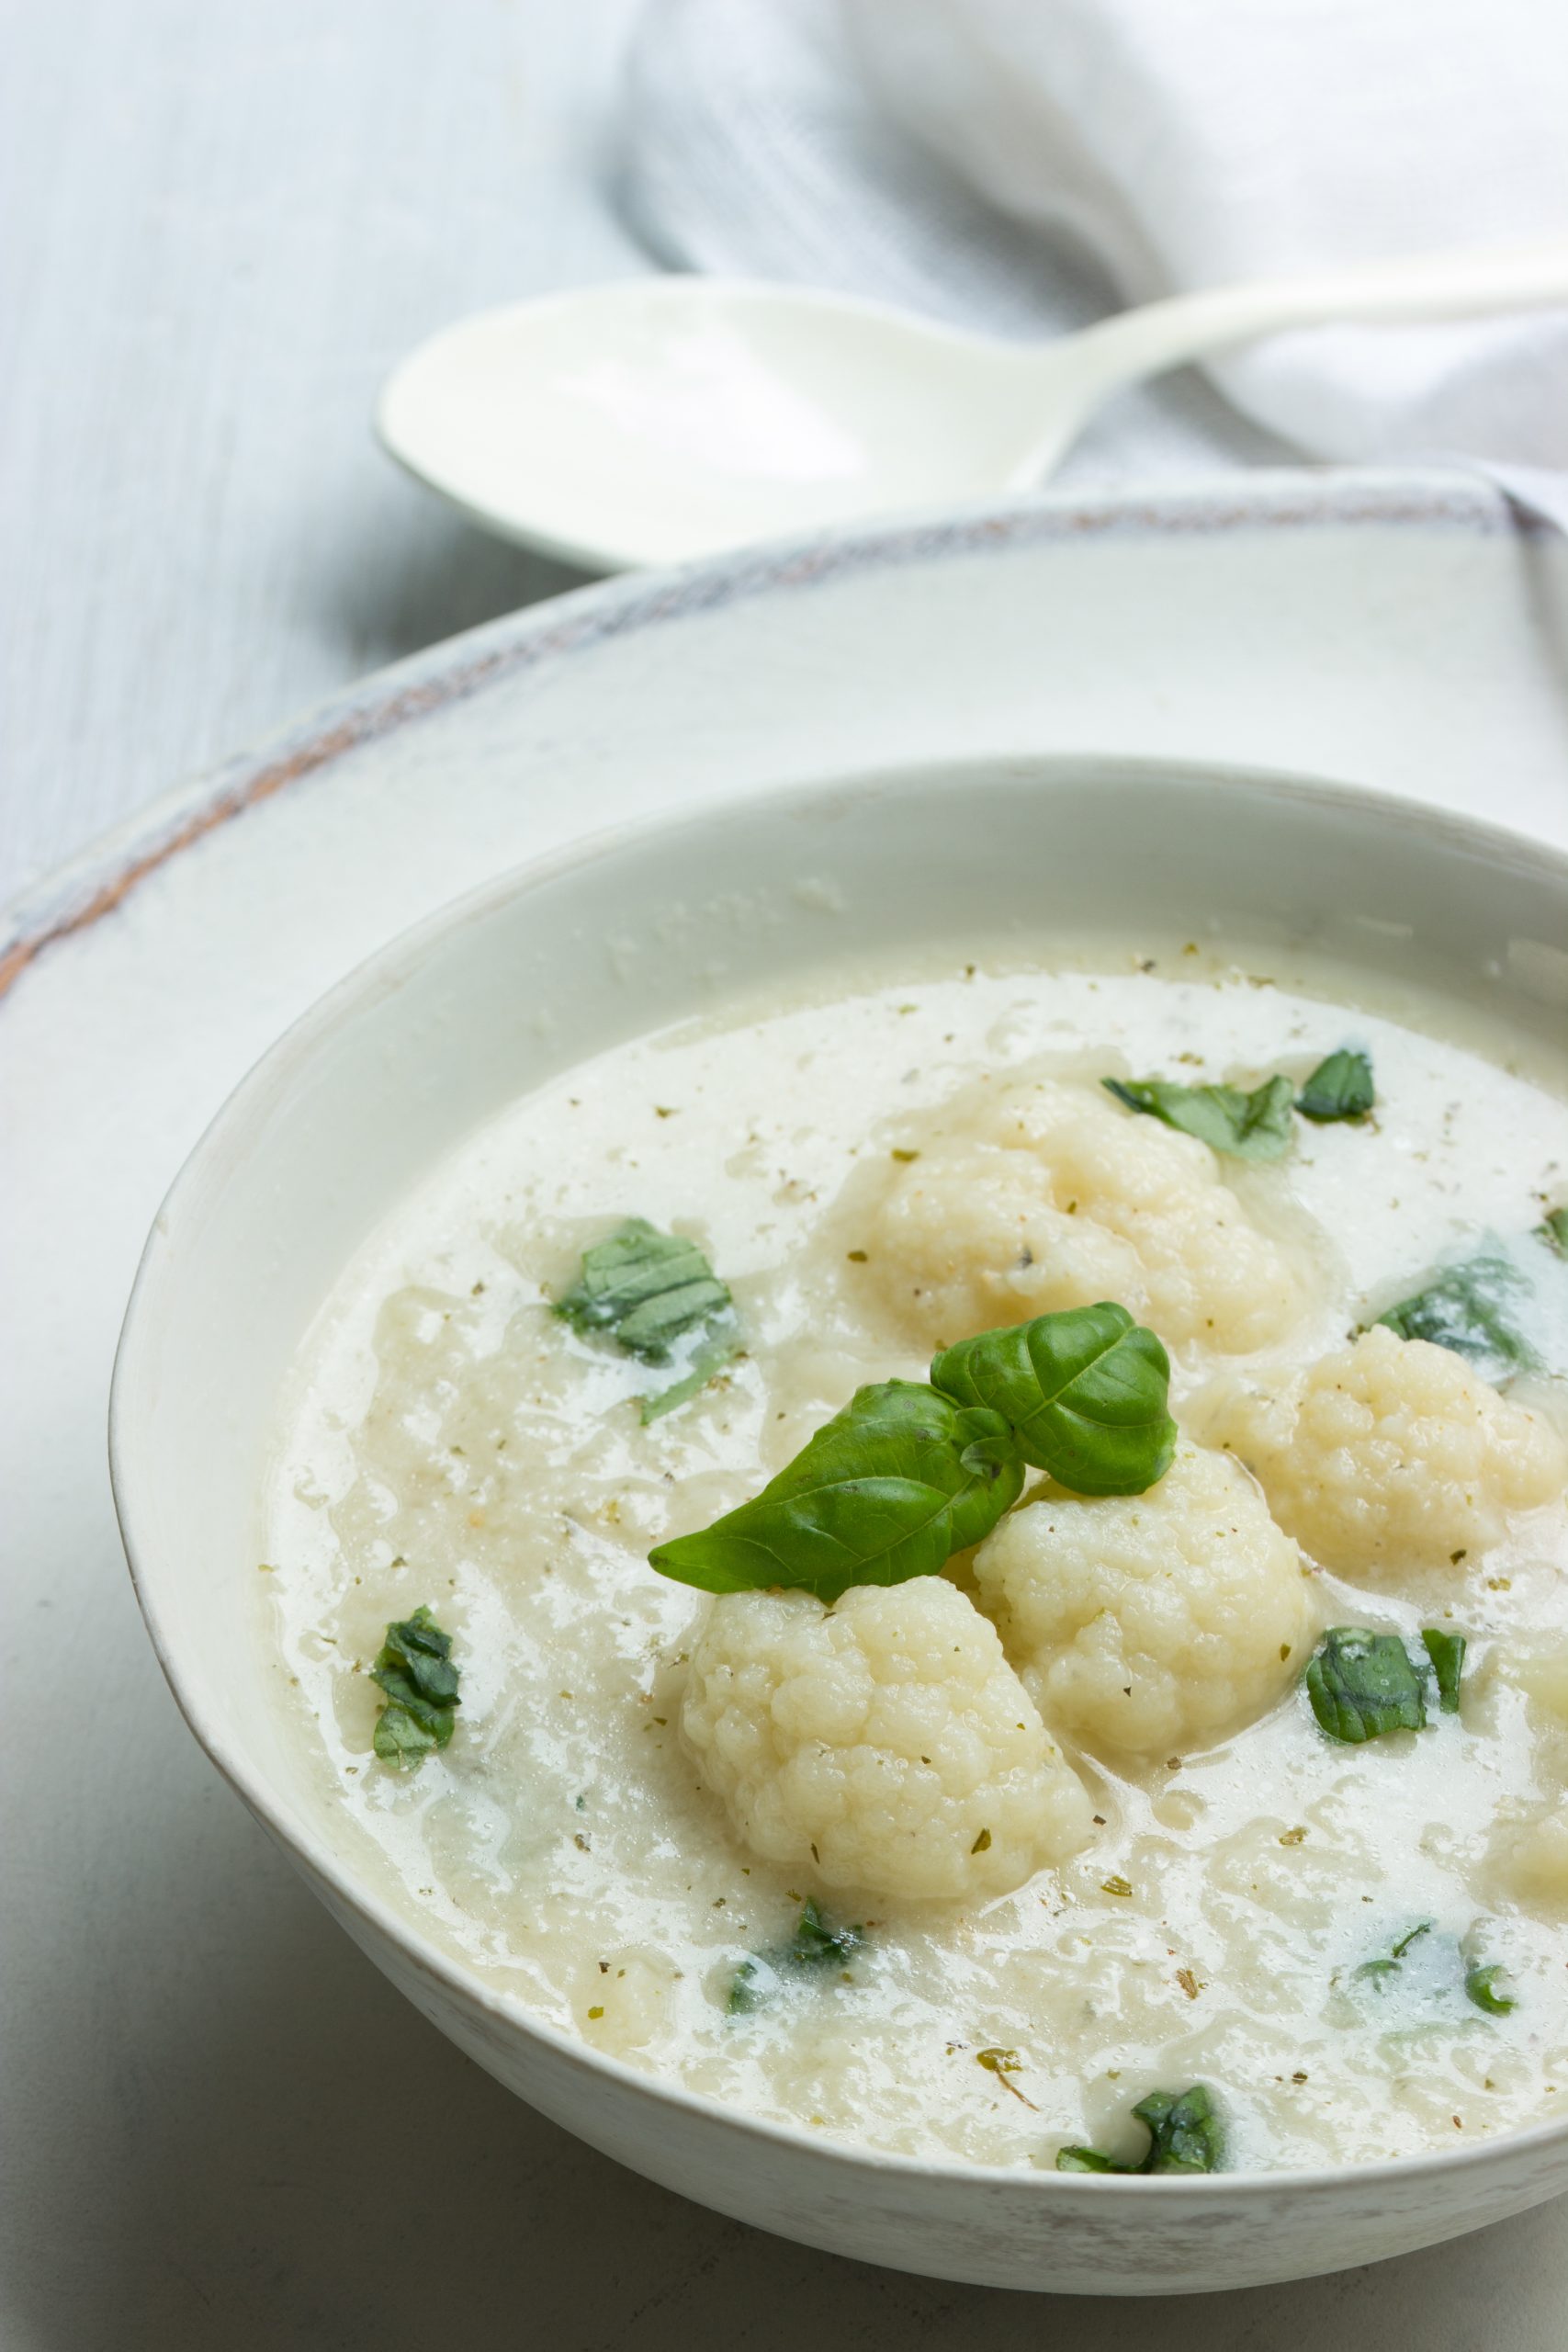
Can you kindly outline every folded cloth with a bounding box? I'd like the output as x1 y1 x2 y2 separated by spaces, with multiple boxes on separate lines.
620 0 1568 484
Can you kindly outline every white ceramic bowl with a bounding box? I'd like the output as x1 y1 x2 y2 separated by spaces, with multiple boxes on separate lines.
111 755 1568 2294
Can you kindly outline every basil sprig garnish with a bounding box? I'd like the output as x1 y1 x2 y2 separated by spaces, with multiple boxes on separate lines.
728 1900 863 2014
1103 1074 1296 1161
931 1303 1177 1497
1304 1625 1466 1743
370 1605 461 1769
1056 2085 1224 2176
1373 1250 1536 1381
557 1217 739 1419
649 1304 1175 1600
1295 1047 1374 1123
650 1381 1023 1603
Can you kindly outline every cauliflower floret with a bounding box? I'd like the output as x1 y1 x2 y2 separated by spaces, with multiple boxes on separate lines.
680 1578 1092 1903
1197 1325 1566 1580
971 1442 1314 1758
863 1075 1303 1353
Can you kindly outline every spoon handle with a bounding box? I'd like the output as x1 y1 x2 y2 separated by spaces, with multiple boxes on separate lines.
1007 233 1568 486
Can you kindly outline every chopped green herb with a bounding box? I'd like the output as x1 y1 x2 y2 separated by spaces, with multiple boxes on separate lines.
557 1216 739 1419
556 1217 731 1364
1374 1250 1535 1380
1056 2085 1224 2176
1465 1961 1517 2016
1305 1628 1427 1744
638 1335 740 1424
1296 1047 1375 1124
728 1900 862 2013
650 1378 1023 1602
1536 1206 1568 1259
931 1303 1176 1498
1421 1628 1467 1713
1357 1920 1433 1988
1102 1072 1297 1160
370 1604 460 1769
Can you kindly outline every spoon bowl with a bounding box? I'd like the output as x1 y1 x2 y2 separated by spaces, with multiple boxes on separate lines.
378 278 1056 571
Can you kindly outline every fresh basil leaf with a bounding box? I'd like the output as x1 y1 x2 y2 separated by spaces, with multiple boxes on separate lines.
1297 1047 1375 1124
649 1380 1023 1602
639 1336 741 1425
728 1900 862 2013
930 1304 1177 1497
371 1605 460 1770
1103 1072 1296 1161
556 1217 731 1365
1374 1251 1535 1380
1056 2085 1224 2176
1421 1628 1466 1713
1465 1961 1517 2016
1305 1628 1427 1743
1536 1207 1568 1259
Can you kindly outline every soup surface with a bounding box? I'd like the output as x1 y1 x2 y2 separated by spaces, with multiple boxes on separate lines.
265 942 1568 2173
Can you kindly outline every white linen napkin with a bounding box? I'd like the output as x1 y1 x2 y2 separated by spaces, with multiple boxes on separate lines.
619 0 1568 489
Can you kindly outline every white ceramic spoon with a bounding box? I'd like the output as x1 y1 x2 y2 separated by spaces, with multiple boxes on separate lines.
378 236 1568 572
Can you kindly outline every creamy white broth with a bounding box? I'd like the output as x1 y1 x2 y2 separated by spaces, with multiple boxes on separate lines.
264 944 1568 2172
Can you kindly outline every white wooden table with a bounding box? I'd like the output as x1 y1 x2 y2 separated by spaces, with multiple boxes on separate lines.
0 0 643 909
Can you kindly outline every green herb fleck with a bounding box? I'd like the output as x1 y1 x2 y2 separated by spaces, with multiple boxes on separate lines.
638 1335 740 1424
650 1378 1023 1602
370 1604 460 1769
1102 1072 1297 1160
1536 1206 1568 1259
1305 1628 1427 1744
728 1900 862 2014
1056 2085 1224 2175
931 1303 1176 1498
1296 1047 1375 1123
1421 1628 1467 1713
1357 1920 1433 1988
1465 1961 1517 2016
1374 1250 1535 1380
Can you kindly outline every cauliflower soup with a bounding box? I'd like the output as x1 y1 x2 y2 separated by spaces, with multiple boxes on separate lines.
264 939 1568 2177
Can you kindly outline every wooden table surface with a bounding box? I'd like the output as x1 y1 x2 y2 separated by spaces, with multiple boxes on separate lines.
0 0 640 910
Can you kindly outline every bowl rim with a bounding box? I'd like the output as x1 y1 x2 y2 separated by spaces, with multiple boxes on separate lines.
109 746 1568 2203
